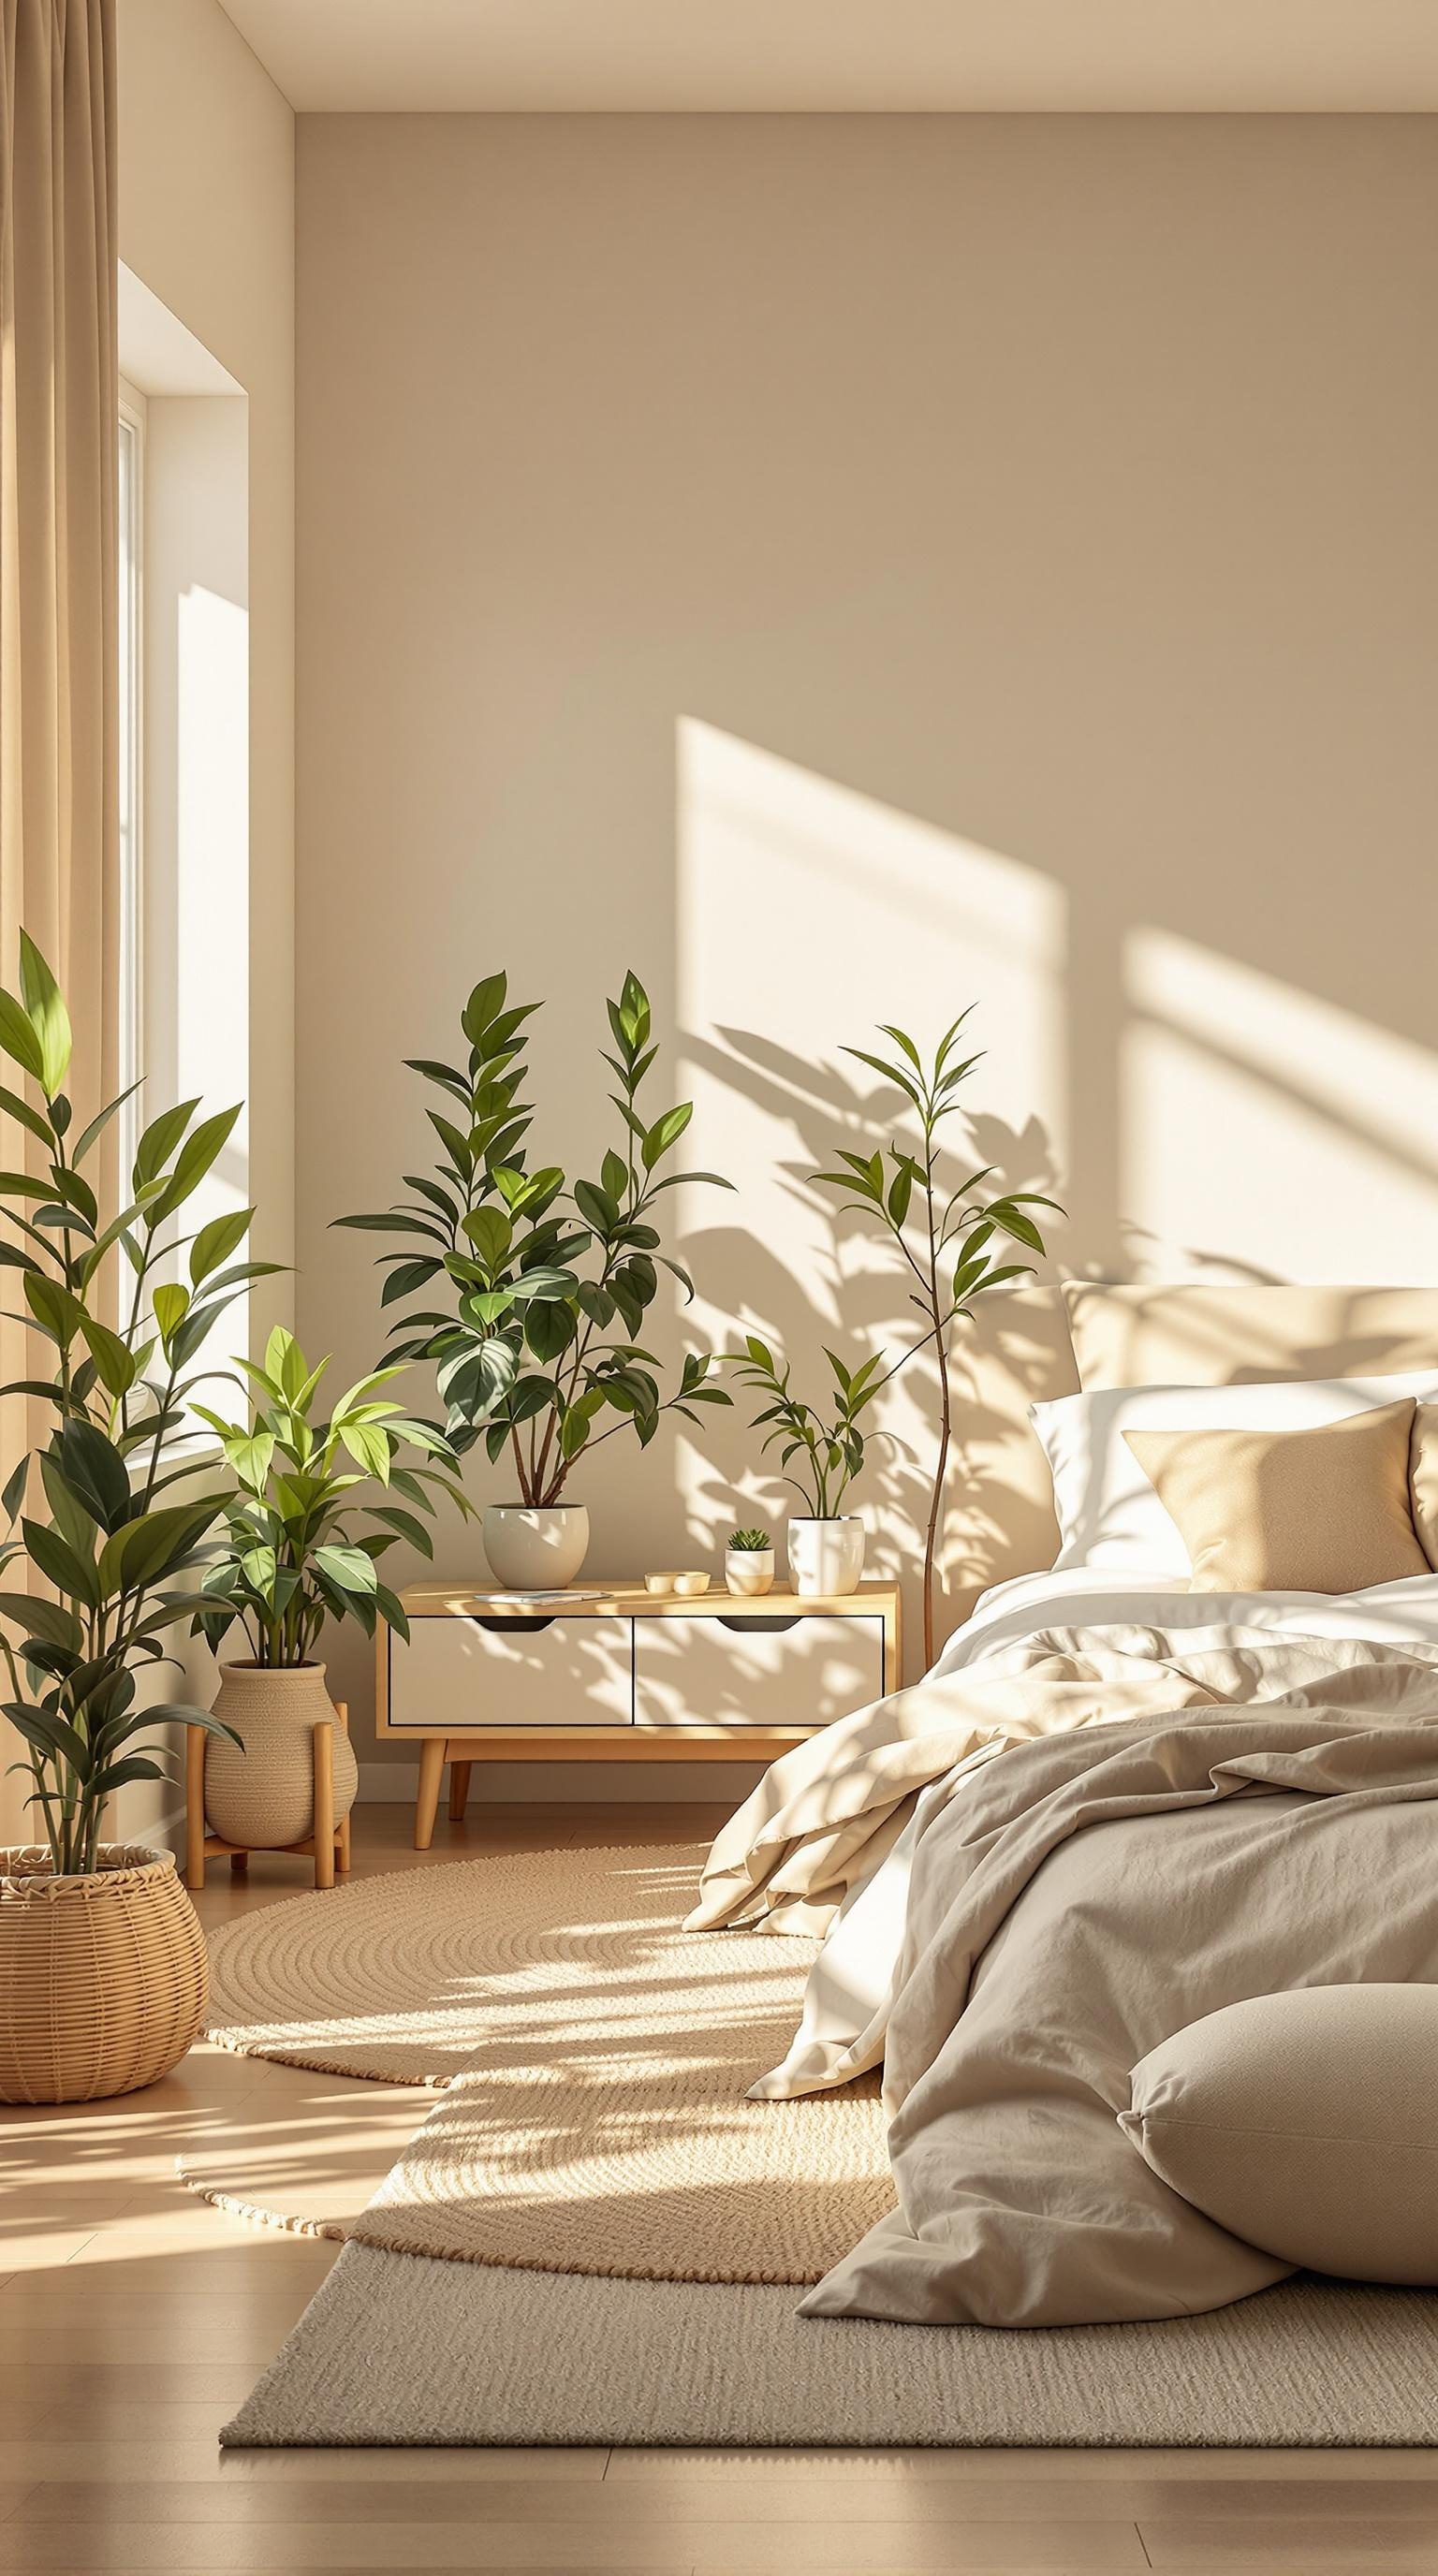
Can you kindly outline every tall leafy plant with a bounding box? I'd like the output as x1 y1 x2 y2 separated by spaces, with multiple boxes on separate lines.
337 970 731 1502
0 934 273 1874
814 1012 1060 1670
193 1328 472 1666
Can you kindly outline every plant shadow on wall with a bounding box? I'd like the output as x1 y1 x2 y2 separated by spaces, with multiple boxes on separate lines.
682 1019 1066 1664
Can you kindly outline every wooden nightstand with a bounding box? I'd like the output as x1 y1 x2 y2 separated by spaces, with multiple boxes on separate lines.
377 1580 902 1849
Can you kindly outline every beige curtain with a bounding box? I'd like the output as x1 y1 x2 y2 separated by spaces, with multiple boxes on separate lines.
0 0 118 1838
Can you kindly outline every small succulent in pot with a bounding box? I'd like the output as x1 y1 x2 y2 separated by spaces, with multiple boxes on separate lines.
726 1524 775 1598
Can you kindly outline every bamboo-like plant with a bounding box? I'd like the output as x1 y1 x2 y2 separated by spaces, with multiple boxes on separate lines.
814 1012 1061 1671
0 934 275 1874
336 969 732 1500
722 1339 887 1520
192 1329 473 1666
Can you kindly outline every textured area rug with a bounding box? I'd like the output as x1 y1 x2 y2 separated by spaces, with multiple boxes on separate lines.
224 2241 1438 2449
203 1843 893 2285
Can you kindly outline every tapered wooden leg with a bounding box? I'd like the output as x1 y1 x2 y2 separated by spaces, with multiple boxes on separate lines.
335 1701 351 1874
184 1726 207 1892
229 1850 249 1875
313 1721 335 1890
448 1760 472 1822
415 1735 446 1852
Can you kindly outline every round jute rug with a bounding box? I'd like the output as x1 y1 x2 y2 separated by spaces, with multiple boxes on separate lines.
202 1842 893 2287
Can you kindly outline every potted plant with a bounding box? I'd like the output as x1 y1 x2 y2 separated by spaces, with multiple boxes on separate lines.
191 1329 470 1852
725 1527 774 1598
814 1012 1060 1667
337 968 731 1589
723 1339 888 1596
0 934 272 2102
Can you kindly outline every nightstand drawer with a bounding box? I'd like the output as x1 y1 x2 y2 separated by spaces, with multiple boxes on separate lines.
633 1613 885 1730
389 1614 634 1728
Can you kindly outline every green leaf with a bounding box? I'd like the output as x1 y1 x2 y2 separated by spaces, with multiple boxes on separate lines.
461 1206 512 1273
151 1281 190 1352
80 1312 137 1397
55 1421 129 1531
600 1147 628 1204
640 1102 692 1171
22 1517 100 1607
0 1589 81 1648
134 1098 198 1188
0 1083 52 1147
38 1453 99 1564
190 1207 254 1284
226 1429 275 1492
461 972 509 1046
887 1164 913 1228
572 1178 619 1236
523 1298 575 1364
0 988 45 1083
339 1419 392 1481
18 934 72 1098
313 1544 378 1596
22 1270 83 1346
149 1104 242 1220
97 1498 223 1594
509 1265 576 1304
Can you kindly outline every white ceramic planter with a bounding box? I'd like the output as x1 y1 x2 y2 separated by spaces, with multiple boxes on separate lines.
725 1547 775 1598
787 1516 865 1598
482 1502 590 1590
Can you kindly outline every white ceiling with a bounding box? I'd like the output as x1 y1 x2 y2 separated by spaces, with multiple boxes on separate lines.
217 0 1438 112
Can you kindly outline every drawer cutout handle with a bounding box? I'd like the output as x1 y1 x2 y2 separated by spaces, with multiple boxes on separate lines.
468 1614 557 1636
718 1614 800 1635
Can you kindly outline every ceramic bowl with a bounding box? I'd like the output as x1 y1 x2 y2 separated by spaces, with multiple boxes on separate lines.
643 1572 679 1595
672 1571 711 1598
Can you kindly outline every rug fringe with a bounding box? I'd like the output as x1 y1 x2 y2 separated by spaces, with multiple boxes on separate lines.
176 2158 349 2242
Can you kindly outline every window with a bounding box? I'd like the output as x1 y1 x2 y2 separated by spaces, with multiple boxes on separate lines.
117 385 145 1183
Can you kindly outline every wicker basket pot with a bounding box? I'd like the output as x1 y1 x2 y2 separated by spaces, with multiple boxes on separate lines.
202 1661 359 1850
0 1844 208 2105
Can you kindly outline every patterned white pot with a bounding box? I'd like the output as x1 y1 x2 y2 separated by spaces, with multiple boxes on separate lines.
786 1517 865 1598
482 1503 590 1590
202 1662 358 1851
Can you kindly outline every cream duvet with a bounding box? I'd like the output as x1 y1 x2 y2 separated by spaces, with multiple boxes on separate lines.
690 1578 1438 2327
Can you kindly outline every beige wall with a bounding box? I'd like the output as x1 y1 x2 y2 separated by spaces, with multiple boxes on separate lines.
295 114 1438 1775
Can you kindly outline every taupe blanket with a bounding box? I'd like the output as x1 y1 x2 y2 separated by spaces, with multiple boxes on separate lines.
693 1624 1438 2326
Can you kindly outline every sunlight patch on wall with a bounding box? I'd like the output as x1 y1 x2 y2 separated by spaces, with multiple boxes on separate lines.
1123 930 1438 1282
673 718 1067 1576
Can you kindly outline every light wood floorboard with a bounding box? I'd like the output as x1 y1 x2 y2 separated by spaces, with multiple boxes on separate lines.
1 1800 1433 2573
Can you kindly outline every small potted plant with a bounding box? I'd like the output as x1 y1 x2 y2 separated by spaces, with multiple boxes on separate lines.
725 1527 774 1597
191 1329 471 1853
724 1337 888 1596
338 968 731 1590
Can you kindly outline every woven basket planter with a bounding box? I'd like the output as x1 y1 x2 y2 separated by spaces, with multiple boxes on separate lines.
0 1844 208 2105
202 1662 359 1850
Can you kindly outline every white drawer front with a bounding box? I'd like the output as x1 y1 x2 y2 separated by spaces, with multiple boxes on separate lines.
389 1614 634 1729
634 1614 885 1730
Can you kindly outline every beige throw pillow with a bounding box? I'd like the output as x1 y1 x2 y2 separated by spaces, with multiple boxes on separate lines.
1411 1403 1438 1572
1123 1987 1438 2284
1123 1398 1428 1594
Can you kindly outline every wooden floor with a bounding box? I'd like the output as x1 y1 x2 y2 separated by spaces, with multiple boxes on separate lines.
2 1799 1435 2575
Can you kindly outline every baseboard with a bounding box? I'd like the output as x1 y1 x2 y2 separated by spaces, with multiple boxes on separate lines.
357 1760 765 1805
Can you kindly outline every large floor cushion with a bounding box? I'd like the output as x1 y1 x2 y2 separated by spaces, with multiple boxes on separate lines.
1122 1985 1438 2284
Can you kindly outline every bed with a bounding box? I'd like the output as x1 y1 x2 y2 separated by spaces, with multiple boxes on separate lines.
691 1284 1438 2330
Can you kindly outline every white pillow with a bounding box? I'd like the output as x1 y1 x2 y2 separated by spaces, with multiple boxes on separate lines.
1031 1371 1438 1577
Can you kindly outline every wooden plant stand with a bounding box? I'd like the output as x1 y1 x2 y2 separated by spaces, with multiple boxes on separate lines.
184 1703 351 1893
